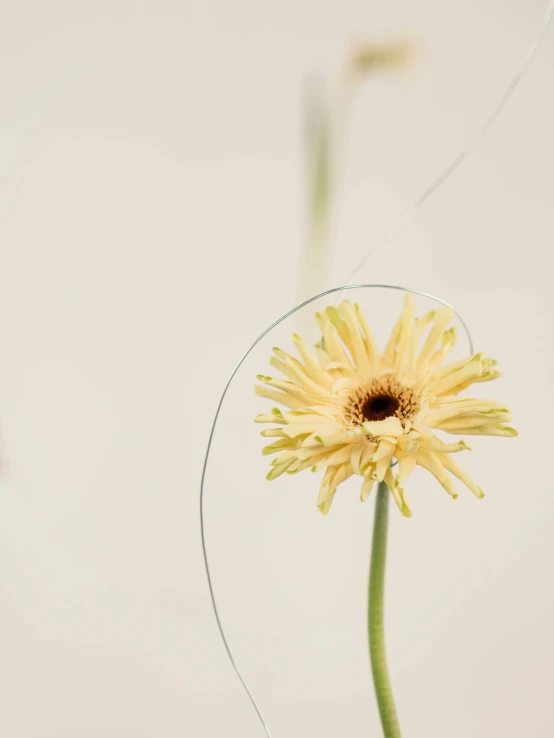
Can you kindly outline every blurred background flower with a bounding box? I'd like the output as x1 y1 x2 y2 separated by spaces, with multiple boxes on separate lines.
299 39 414 319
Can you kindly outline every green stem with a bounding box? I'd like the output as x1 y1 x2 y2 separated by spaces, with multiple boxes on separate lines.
368 481 401 738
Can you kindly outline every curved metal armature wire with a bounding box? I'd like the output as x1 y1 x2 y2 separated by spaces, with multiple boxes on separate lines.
200 284 474 737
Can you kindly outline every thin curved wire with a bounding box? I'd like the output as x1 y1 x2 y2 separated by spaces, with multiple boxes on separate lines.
200 284 474 738
343 0 554 285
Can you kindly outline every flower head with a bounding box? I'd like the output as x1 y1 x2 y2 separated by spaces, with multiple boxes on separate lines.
255 296 516 517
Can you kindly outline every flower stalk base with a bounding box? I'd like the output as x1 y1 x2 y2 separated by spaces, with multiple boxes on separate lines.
368 481 401 738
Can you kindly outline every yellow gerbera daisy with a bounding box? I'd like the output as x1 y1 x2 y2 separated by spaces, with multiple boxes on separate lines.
254 296 516 517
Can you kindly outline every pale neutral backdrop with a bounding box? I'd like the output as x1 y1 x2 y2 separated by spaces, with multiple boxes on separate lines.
1 1 553 736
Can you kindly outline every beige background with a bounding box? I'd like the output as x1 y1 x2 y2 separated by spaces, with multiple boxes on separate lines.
1 0 553 736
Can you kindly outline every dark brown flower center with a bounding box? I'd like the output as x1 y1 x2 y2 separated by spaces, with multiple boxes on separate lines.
343 376 419 429
361 393 400 422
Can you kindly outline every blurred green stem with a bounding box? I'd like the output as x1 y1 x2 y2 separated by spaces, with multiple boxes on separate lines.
368 481 401 738
299 81 333 310
299 41 413 305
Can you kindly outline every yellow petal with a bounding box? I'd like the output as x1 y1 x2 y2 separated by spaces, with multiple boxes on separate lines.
369 439 397 463
383 314 402 365
394 294 416 376
374 455 391 482
426 327 457 371
363 416 404 438
436 412 511 431
262 438 298 455
260 428 288 437
350 442 365 474
266 458 296 480
316 466 336 513
316 313 355 370
317 464 353 514
416 306 454 373
417 436 471 453
355 302 382 374
438 454 485 498
255 384 305 409
291 334 335 388
416 450 458 498
447 425 517 437
337 301 373 378
384 466 412 517
396 451 417 484
270 353 333 397
326 445 355 466
425 362 484 397
360 469 375 501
